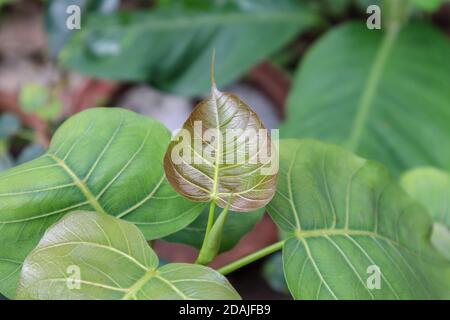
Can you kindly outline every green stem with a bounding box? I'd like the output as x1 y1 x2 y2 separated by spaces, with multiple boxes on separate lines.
196 200 233 265
205 200 217 238
195 200 217 264
217 240 285 275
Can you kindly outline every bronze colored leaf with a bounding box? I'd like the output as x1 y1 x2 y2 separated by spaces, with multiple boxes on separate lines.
164 59 278 212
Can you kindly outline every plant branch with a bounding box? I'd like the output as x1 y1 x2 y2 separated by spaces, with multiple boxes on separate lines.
217 240 285 275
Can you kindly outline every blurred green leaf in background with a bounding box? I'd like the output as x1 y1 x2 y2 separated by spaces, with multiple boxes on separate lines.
56 0 319 96
19 83 62 121
283 21 450 176
46 0 120 57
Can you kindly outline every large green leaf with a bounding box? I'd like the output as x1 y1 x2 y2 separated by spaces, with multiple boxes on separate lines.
17 211 240 300
282 22 450 176
0 108 204 298
59 1 318 96
164 80 278 212
401 167 450 259
165 206 264 252
266 139 450 299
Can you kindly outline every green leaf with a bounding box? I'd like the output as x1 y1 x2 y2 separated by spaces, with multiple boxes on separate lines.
0 108 204 298
17 211 240 300
401 167 450 259
165 206 264 252
163 76 278 212
266 139 450 299
59 1 318 96
282 23 450 176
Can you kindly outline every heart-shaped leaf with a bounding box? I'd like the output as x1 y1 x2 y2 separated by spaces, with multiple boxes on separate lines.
267 139 450 299
0 108 204 298
165 206 264 252
164 73 278 212
282 22 450 176
401 167 450 259
17 211 240 300
59 1 318 96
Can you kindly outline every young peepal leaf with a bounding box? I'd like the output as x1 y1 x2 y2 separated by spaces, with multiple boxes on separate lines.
164 61 278 212
267 139 450 299
17 211 241 300
401 167 450 260
0 108 204 299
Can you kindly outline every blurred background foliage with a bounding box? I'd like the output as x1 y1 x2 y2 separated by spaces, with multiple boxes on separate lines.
0 0 449 299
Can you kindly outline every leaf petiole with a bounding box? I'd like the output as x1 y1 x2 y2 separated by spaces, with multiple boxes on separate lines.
217 240 285 275
196 198 232 265
195 199 217 264
205 199 217 239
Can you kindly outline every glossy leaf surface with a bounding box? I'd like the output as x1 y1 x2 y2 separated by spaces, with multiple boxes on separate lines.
267 139 450 299
0 108 204 298
17 211 240 300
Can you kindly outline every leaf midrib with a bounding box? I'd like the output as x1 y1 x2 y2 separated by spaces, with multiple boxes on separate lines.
288 226 444 266
291 228 415 255
48 153 107 215
86 10 313 31
211 89 223 201
293 228 389 243
121 268 158 300
346 27 400 151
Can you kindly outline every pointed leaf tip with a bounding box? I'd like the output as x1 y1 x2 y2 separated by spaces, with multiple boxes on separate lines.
210 48 217 92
